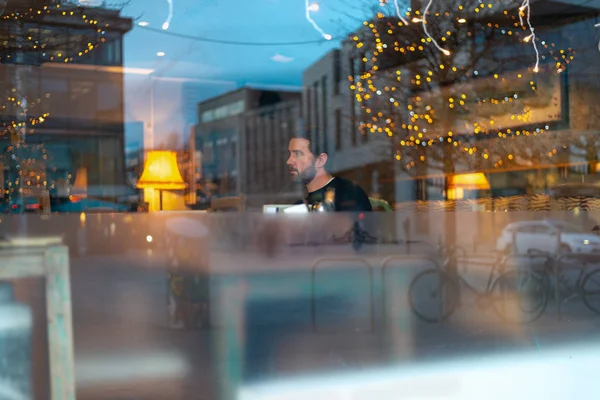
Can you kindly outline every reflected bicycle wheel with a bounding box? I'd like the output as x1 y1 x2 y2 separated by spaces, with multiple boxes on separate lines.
582 268 600 314
408 269 458 323
491 268 548 323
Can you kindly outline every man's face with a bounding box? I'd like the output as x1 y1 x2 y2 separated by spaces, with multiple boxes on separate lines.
287 138 316 183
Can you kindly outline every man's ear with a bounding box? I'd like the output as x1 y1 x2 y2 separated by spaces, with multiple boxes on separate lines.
315 153 328 169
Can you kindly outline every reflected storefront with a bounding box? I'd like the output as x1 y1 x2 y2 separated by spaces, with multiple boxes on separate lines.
344 1 600 212
0 132 126 210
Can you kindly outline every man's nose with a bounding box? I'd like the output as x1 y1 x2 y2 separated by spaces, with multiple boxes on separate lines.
286 156 293 166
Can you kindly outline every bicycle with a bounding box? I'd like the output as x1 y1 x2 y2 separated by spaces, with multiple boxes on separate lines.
332 219 378 251
538 253 600 316
408 250 549 324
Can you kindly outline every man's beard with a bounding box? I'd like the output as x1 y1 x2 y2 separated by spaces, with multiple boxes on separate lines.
289 163 317 185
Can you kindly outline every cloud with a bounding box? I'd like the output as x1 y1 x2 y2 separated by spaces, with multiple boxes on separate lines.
271 53 294 63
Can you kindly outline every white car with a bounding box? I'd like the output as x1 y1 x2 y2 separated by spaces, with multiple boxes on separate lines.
496 220 600 254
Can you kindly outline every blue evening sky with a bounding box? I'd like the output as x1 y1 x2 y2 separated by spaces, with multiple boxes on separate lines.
117 0 381 148
121 0 373 85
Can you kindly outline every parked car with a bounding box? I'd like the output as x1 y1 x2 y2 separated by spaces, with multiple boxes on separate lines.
496 220 600 254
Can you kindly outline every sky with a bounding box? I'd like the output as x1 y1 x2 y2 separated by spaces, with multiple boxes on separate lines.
116 0 374 148
121 0 370 84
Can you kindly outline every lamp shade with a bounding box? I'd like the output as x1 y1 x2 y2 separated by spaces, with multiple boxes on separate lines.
137 150 186 190
449 173 491 190
72 167 88 199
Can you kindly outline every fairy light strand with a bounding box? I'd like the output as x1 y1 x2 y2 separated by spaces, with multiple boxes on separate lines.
348 11 576 153
347 7 580 172
414 0 450 55
162 0 173 30
305 1 332 40
393 0 409 26
519 0 539 72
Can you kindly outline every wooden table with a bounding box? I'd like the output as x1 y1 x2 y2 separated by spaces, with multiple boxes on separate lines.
0 237 75 400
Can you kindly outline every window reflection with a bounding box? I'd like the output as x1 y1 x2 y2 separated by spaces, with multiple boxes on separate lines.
5 1 600 399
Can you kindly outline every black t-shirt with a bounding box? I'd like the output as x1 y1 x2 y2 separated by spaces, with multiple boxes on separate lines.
304 177 372 212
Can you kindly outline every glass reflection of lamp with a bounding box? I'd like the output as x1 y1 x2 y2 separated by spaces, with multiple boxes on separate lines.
448 173 491 200
136 151 186 211
72 167 88 201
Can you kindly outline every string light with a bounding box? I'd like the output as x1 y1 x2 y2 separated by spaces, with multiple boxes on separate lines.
519 0 539 72
305 0 332 40
0 3 112 204
418 0 450 56
393 0 409 26
0 3 108 64
347 5 578 168
162 0 173 30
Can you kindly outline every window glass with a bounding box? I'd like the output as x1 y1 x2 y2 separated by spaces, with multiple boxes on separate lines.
4 1 600 397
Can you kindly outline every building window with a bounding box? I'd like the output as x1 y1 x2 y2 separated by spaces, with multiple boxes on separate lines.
201 100 245 123
305 87 312 139
322 76 328 154
333 50 341 95
313 82 320 154
356 55 368 144
335 109 342 151
70 80 96 119
231 139 237 165
204 142 213 164
349 57 358 147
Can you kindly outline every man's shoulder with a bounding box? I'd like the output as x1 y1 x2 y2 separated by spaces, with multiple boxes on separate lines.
330 177 372 211
331 177 366 192
330 177 370 200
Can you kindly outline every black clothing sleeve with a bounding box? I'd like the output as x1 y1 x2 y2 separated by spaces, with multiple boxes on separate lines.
335 179 373 212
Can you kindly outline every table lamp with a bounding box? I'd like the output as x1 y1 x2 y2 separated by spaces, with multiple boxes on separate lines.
137 150 186 211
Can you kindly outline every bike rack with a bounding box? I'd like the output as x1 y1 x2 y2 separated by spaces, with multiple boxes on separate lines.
554 253 600 319
380 255 442 325
311 257 374 332
500 253 555 270
499 253 557 319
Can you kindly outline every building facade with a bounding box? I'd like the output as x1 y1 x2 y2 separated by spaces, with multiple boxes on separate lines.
240 99 302 207
302 48 397 203
124 121 144 190
0 0 132 210
191 87 301 208
302 3 600 210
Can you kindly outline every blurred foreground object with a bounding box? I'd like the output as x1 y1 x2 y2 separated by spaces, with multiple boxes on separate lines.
0 282 32 400
0 236 74 400
137 151 186 211
165 217 210 329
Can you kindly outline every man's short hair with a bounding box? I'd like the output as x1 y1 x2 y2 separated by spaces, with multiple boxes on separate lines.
293 131 321 156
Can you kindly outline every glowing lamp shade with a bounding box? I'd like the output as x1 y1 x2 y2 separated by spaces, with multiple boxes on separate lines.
137 151 185 210
72 167 88 200
449 173 491 190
